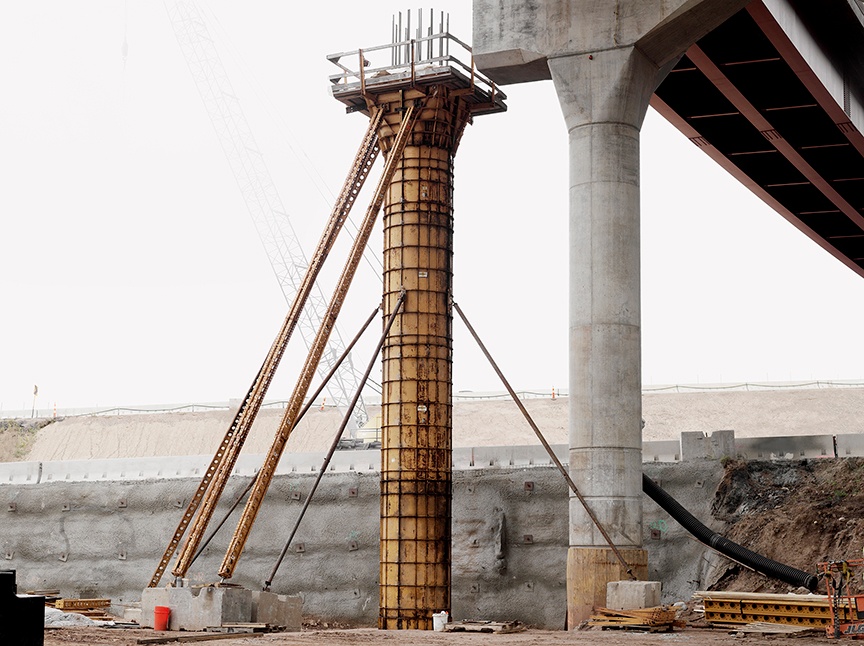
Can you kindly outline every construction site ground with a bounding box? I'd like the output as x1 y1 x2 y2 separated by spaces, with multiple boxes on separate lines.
43 626 823 645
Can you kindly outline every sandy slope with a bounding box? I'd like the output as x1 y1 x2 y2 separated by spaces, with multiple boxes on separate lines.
20 387 864 462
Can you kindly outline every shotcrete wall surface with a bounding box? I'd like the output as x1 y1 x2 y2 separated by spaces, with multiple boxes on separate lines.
0 454 727 628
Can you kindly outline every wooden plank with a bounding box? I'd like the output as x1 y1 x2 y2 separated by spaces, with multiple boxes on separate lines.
442 620 525 634
137 633 265 645
734 622 822 635
588 606 678 632
695 591 830 603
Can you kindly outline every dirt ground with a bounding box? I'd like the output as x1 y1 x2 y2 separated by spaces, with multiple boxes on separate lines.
42 626 827 646
0 418 51 462
708 457 864 593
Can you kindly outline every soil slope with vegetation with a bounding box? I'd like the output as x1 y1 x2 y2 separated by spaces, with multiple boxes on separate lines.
709 457 864 593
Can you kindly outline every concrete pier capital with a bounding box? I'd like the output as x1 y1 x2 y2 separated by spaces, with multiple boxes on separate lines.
473 0 749 85
547 46 660 134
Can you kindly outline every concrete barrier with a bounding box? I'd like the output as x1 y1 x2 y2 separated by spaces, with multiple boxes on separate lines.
0 462 41 485
736 435 835 460
643 440 680 463
681 431 735 461
835 434 864 457
4 432 863 486
39 456 213 482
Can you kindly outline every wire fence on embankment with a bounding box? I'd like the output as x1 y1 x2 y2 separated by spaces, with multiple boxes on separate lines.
2 379 864 420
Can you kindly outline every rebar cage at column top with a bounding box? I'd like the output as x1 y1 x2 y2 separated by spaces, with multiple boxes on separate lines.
326 29 506 117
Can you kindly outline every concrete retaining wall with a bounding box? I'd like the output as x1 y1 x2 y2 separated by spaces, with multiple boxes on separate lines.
2 434 854 627
0 451 730 628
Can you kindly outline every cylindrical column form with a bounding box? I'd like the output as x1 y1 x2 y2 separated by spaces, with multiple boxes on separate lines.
548 48 660 625
378 89 470 630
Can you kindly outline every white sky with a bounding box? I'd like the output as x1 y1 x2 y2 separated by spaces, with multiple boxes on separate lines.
2 2 864 414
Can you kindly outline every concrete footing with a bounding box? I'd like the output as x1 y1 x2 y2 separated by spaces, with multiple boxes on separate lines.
251 590 302 630
141 586 300 631
566 547 648 628
606 580 661 610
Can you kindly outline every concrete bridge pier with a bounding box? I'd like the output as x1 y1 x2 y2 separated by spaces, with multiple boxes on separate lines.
550 46 657 627
473 0 750 626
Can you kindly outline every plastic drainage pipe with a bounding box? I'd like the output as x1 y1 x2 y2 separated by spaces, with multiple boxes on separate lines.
642 473 819 592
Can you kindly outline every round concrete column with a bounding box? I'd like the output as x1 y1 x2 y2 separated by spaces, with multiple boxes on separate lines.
548 47 659 625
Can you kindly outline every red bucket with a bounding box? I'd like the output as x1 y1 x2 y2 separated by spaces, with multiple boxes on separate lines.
153 605 171 631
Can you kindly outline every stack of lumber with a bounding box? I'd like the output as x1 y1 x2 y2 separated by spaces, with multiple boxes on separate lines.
54 597 113 620
589 606 680 632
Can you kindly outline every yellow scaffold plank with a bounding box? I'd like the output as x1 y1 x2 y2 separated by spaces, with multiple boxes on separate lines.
696 591 846 628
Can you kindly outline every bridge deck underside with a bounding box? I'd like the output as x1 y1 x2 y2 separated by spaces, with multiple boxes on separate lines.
653 4 864 278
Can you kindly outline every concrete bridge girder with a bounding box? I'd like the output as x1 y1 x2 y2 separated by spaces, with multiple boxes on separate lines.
472 0 751 625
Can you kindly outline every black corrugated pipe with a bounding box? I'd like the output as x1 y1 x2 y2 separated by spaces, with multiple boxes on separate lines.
642 473 819 592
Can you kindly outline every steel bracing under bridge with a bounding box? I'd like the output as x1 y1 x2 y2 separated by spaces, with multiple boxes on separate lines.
653 0 864 278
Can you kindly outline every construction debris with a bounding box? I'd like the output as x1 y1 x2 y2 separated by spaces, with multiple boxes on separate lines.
53 597 113 620
206 622 285 633
442 620 525 634
137 634 265 644
727 621 823 636
588 606 680 632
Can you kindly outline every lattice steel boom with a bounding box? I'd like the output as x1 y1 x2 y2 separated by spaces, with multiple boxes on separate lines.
167 0 368 429
147 107 384 588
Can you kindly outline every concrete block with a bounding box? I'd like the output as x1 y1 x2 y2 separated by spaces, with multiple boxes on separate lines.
605 580 662 610
251 591 302 631
141 586 252 631
680 431 735 461
140 587 169 629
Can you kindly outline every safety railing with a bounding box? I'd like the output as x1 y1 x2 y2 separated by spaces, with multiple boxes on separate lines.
327 29 499 104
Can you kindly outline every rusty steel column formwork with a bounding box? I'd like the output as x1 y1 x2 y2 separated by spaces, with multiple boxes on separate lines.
377 89 467 630
328 19 506 629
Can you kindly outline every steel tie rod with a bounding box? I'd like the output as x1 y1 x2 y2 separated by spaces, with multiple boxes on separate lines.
452 300 636 580
263 290 406 591
184 304 382 572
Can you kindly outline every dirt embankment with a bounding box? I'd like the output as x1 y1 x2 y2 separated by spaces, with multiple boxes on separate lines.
0 418 52 462
709 457 864 593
